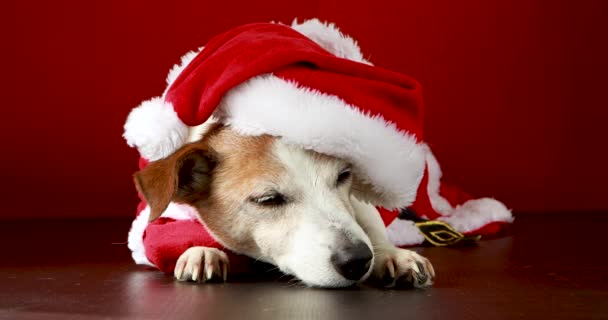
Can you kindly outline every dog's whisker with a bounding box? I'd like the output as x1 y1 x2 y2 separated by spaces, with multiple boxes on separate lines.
265 266 279 272
273 270 297 283
285 278 305 288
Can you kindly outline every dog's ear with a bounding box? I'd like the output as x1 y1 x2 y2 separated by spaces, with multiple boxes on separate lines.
134 144 216 222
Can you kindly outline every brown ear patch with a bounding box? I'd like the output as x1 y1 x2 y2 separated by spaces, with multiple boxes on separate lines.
134 158 177 222
133 143 216 222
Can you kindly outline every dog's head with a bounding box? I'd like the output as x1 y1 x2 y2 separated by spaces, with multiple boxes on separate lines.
134 125 374 287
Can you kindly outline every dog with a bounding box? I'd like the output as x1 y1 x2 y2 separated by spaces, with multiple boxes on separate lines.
134 122 435 288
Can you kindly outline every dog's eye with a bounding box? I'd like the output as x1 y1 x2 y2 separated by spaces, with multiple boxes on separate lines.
336 167 352 186
250 193 287 206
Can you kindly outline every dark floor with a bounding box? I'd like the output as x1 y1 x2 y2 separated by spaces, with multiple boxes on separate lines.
1 213 607 320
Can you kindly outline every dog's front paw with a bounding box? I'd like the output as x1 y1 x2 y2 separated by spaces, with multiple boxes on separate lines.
374 248 435 288
174 247 229 283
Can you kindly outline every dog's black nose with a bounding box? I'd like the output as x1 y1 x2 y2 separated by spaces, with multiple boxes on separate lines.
331 241 373 281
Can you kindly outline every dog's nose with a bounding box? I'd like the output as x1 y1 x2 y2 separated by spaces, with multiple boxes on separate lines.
331 241 373 281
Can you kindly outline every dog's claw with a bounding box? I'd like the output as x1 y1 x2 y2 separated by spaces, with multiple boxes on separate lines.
174 247 230 284
222 262 228 282
219 257 229 283
374 248 434 289
192 264 200 282
174 259 185 280
387 259 396 279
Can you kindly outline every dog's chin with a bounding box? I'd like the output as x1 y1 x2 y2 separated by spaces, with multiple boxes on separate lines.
310 279 358 288
298 274 358 288
280 264 373 288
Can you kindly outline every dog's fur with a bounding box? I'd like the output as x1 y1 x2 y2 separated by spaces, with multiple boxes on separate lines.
135 125 434 288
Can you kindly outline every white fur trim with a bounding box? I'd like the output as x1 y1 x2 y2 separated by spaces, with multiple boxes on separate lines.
127 202 201 267
291 18 371 65
424 144 454 216
438 198 514 234
123 97 189 161
386 219 425 246
216 75 426 209
160 202 201 220
127 207 154 266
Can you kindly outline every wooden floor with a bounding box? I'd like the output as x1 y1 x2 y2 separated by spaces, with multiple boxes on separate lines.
1 213 607 320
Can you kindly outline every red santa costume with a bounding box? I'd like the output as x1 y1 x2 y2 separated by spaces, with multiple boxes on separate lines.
123 19 513 274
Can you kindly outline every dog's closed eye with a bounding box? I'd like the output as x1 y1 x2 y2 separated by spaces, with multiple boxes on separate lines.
250 192 287 207
336 167 352 186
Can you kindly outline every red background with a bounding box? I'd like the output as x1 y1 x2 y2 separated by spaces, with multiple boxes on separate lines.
2 0 607 219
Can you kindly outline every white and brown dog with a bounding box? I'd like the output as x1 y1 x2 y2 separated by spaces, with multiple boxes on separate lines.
125 18 513 289
134 123 434 288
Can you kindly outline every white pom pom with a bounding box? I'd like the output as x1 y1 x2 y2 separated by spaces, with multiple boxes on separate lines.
123 97 189 161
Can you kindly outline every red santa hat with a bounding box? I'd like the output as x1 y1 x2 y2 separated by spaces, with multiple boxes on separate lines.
124 19 513 271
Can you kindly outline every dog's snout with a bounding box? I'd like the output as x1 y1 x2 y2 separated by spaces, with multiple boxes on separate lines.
330 241 373 281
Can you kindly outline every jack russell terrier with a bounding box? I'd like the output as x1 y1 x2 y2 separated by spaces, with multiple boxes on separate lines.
124 19 513 289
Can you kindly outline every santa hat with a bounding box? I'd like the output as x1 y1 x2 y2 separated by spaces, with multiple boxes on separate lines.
124 19 513 271
125 20 425 210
